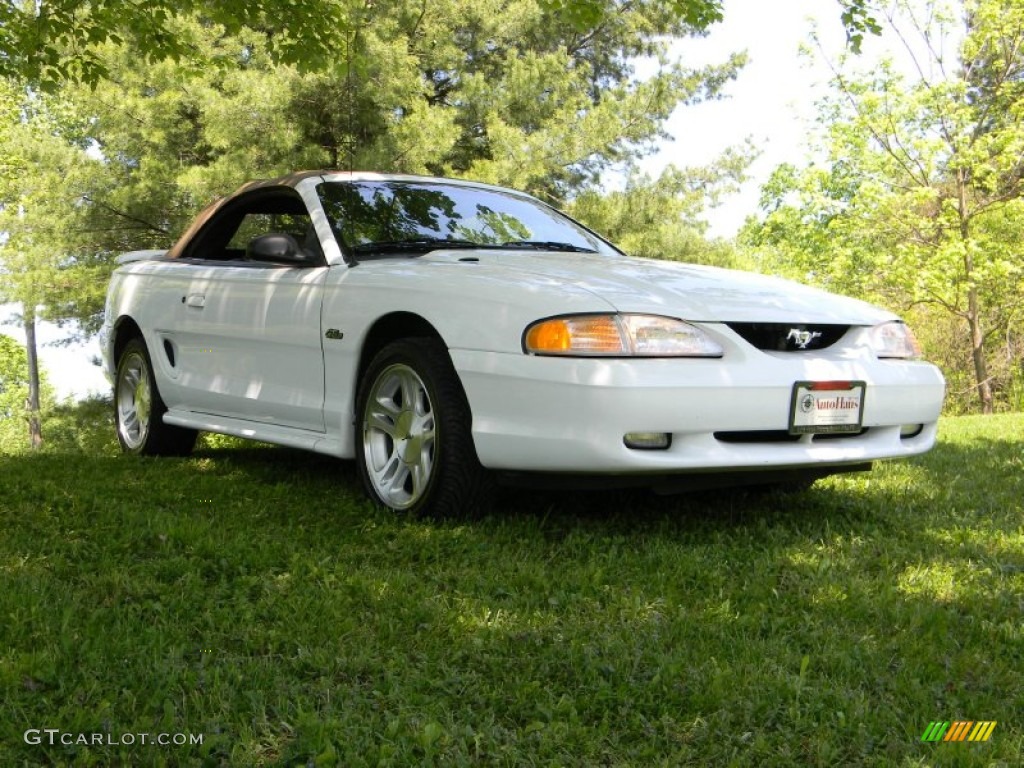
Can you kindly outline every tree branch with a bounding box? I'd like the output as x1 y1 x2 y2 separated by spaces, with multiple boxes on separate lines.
81 196 170 235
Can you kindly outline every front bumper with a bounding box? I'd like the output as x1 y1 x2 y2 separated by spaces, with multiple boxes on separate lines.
451 345 945 473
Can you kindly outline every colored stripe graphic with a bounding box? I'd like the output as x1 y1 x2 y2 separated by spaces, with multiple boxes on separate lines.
921 720 996 743
921 721 950 742
969 722 997 742
944 721 973 741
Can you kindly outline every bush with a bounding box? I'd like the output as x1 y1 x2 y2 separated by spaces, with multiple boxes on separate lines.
41 395 119 455
905 305 1023 414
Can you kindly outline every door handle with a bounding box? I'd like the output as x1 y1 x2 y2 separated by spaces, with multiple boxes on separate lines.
187 294 206 308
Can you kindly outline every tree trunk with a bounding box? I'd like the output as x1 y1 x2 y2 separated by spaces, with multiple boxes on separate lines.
958 174 994 414
966 286 993 413
23 304 43 449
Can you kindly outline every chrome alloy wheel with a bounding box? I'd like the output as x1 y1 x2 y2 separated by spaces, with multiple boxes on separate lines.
362 363 437 510
116 350 152 450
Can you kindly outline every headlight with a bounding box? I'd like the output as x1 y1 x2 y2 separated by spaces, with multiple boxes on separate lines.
523 314 723 357
869 321 922 359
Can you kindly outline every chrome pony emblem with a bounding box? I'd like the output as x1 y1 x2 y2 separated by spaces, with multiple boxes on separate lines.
787 328 823 349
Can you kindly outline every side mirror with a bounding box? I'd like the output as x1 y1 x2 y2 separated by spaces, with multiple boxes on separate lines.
246 233 311 265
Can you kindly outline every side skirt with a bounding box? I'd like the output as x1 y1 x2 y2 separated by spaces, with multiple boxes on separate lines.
163 409 347 457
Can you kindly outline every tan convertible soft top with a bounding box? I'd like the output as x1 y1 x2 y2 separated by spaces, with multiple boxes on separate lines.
164 171 327 259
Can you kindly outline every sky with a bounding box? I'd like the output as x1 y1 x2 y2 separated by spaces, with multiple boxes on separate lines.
636 0 851 237
0 0 867 401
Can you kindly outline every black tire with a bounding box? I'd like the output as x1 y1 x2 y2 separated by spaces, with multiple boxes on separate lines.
114 337 197 456
355 337 492 517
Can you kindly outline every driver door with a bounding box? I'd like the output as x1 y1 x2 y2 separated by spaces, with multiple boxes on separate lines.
172 190 328 432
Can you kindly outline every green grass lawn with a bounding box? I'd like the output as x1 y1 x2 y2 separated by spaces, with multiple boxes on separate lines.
1 413 1022 766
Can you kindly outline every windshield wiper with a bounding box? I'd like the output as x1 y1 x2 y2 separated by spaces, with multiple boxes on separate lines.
500 240 597 253
351 238 486 255
350 237 599 257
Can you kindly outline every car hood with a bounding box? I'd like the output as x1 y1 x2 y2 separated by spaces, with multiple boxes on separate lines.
421 250 896 325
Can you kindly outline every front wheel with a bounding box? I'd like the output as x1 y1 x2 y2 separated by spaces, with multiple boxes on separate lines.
115 337 197 456
355 338 491 516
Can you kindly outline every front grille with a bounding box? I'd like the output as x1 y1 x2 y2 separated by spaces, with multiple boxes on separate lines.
726 323 849 352
714 430 800 443
714 428 869 443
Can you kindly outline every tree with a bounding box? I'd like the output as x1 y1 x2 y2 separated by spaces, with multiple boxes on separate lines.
0 1 893 94
0 81 105 445
745 0 1024 413
0 0 726 90
0 0 347 89
275 0 747 200
567 153 754 268
53 1 746 249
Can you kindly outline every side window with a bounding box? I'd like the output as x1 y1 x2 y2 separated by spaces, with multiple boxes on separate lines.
180 189 324 264
226 212 316 252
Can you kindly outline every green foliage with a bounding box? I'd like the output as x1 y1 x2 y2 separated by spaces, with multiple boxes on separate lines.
0 0 732 92
0 82 110 336
839 0 884 53
76 0 744 199
568 161 755 268
541 0 723 31
39 2 745 316
0 334 31 452
0 333 57 453
0 411 1021 763
0 0 347 89
42 395 118 456
743 0 1024 413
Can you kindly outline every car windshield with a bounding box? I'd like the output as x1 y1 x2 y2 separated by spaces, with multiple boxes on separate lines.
317 180 619 258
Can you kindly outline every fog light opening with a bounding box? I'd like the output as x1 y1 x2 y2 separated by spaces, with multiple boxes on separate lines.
899 423 924 439
624 432 672 450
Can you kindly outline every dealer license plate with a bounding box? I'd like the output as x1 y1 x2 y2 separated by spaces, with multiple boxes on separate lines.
789 381 866 435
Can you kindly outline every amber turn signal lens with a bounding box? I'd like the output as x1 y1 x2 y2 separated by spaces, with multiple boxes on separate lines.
525 319 572 352
524 316 626 355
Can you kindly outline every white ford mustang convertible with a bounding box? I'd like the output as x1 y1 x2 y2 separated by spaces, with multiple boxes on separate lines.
101 172 945 514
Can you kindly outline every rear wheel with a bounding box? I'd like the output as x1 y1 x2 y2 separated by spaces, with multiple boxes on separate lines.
356 338 491 516
115 337 197 456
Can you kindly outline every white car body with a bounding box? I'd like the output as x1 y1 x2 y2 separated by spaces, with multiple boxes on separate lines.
101 172 945 509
